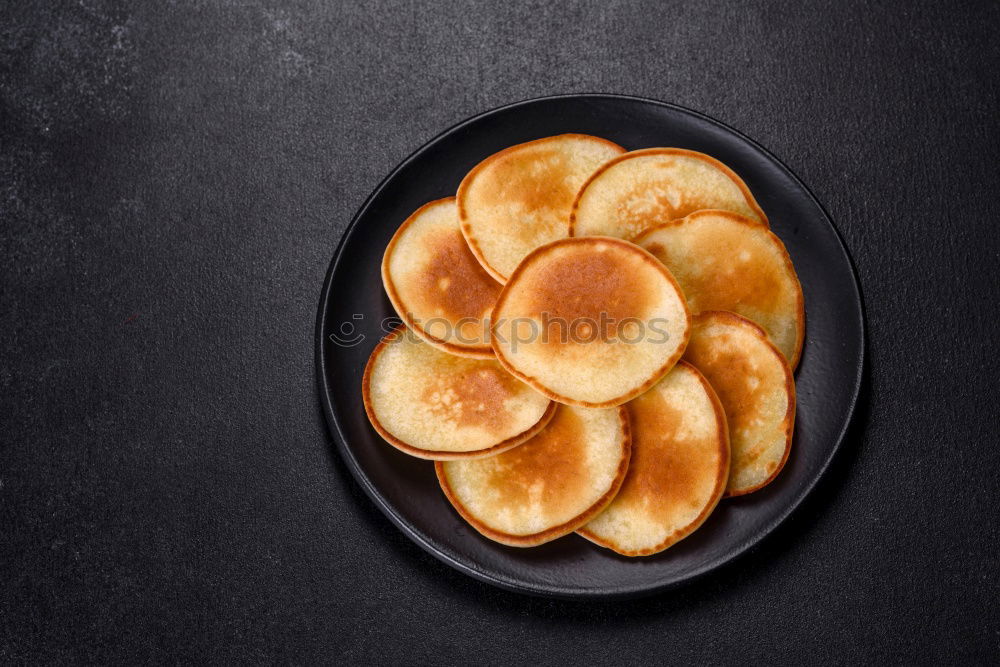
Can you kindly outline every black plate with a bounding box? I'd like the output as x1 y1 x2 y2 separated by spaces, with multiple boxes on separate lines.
315 94 865 599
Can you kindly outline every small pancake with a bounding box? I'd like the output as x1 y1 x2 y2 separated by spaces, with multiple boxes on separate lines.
363 326 555 460
570 148 767 240
382 198 502 358
578 361 729 556
682 311 795 495
491 236 690 407
457 134 625 282
635 210 805 367
436 404 630 547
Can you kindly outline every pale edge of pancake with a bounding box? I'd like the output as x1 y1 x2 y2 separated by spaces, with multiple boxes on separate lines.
361 326 557 460
489 236 692 408
434 406 632 547
456 133 626 283
567 147 769 238
633 209 805 369
695 311 796 496
381 197 495 359
576 361 731 556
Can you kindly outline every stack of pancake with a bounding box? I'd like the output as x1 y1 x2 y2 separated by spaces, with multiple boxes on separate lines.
363 135 803 556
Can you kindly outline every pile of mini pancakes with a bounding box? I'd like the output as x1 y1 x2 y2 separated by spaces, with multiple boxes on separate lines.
363 135 803 557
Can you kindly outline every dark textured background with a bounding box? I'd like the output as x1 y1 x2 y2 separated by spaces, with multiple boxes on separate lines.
2 0 998 662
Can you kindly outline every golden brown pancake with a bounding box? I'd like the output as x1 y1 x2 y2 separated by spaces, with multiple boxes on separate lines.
635 210 804 367
682 311 795 495
382 198 502 358
363 326 555 460
457 134 625 282
436 404 630 547
491 236 690 407
578 361 729 556
570 148 767 240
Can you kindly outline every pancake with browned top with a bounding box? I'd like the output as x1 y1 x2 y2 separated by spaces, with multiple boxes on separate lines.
363 326 555 460
570 148 766 240
382 198 502 357
682 311 795 495
436 404 630 547
491 236 690 407
457 134 624 282
578 361 729 556
635 209 804 367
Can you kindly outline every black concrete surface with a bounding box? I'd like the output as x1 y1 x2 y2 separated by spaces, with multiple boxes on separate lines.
2 1 998 662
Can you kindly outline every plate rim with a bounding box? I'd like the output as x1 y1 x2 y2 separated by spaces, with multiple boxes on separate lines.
314 93 867 599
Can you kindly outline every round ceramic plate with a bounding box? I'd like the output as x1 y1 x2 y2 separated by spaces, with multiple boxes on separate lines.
315 94 865 599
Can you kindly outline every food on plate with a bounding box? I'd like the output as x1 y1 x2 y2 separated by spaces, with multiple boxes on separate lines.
570 148 766 240
635 209 804 366
578 362 729 556
363 326 555 459
457 134 625 282
490 236 690 407
682 311 795 495
436 404 630 546
382 198 502 358
361 135 807 556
